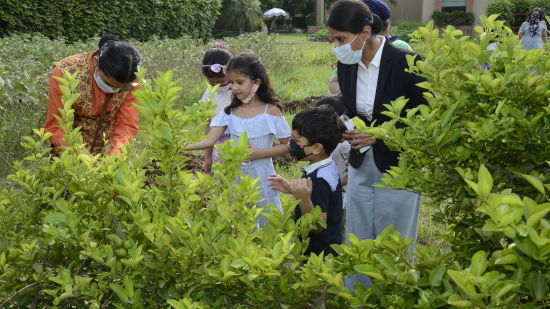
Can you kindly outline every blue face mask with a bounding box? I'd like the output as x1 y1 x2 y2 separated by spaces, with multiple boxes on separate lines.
332 34 366 65
94 70 120 93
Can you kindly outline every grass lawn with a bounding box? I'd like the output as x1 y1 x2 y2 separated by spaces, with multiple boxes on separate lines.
271 42 335 101
272 32 309 42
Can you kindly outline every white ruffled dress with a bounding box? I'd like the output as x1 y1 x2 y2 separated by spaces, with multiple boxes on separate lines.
210 105 291 228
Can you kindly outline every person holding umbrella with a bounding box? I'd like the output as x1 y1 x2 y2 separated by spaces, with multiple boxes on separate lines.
263 8 288 33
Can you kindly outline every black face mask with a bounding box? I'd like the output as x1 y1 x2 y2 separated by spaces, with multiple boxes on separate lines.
289 140 312 161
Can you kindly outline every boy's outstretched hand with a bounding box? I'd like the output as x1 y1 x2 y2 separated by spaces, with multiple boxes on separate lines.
267 174 292 194
291 178 313 201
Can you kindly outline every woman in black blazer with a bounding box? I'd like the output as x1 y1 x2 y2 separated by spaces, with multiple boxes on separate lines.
327 0 427 290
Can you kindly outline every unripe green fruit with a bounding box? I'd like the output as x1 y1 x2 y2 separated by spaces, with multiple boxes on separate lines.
115 248 127 258
114 238 124 248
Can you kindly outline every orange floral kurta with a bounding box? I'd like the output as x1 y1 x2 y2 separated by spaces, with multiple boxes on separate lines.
44 51 140 156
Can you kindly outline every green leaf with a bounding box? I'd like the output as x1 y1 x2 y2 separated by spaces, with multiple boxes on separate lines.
470 251 488 276
159 126 173 142
529 271 548 299
373 253 397 275
448 270 476 297
493 281 520 300
44 212 67 225
110 283 131 304
353 264 385 281
527 204 550 227
429 265 446 287
447 294 473 307
352 117 368 133
477 165 493 199
520 174 545 195
167 299 185 309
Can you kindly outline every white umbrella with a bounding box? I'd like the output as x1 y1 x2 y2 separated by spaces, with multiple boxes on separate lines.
263 8 288 18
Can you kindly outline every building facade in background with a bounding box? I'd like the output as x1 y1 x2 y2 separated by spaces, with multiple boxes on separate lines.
386 0 489 25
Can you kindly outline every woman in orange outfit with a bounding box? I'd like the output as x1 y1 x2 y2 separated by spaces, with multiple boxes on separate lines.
44 35 141 156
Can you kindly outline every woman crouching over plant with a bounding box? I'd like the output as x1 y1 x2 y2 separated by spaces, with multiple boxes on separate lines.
44 35 141 156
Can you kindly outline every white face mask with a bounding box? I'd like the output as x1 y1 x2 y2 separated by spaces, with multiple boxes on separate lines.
332 34 366 65
242 83 259 104
94 70 120 93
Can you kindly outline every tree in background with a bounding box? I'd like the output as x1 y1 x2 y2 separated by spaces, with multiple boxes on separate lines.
216 0 263 33
487 0 550 30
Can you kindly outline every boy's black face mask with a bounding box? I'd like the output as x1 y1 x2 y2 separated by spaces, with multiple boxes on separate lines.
288 140 312 161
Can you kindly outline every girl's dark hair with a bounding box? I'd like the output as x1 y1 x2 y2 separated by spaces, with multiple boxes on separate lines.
98 34 120 49
526 8 544 22
316 95 346 116
202 48 233 78
98 40 141 83
292 106 345 155
327 0 382 35
224 53 282 114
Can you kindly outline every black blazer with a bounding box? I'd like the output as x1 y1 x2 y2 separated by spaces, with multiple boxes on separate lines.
337 40 427 173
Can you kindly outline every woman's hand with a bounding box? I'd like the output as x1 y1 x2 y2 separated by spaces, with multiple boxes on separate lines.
342 129 377 150
267 174 292 194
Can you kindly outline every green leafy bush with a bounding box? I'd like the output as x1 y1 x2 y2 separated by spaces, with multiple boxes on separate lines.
0 34 93 176
0 0 222 42
529 0 550 14
392 21 424 42
0 70 344 307
309 27 330 42
487 0 514 24
487 0 550 27
1 14 548 308
344 16 549 307
0 33 296 177
511 0 532 15
432 11 475 26
214 0 262 33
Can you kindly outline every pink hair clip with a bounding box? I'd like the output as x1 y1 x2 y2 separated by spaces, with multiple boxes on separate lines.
213 42 228 49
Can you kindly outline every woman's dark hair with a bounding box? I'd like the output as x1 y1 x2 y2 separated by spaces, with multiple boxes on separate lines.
98 34 120 49
224 53 282 114
380 17 391 34
526 8 544 22
98 40 141 83
292 106 345 154
202 48 233 78
316 95 346 116
327 0 382 35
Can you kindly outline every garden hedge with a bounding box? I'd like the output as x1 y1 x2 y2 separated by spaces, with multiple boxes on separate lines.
432 11 475 26
487 0 550 28
0 0 222 41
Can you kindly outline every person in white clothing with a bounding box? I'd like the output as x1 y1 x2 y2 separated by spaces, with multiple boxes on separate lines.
188 53 291 229
200 46 234 173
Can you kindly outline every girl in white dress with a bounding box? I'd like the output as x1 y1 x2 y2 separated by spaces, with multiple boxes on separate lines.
200 46 234 173
188 53 291 228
